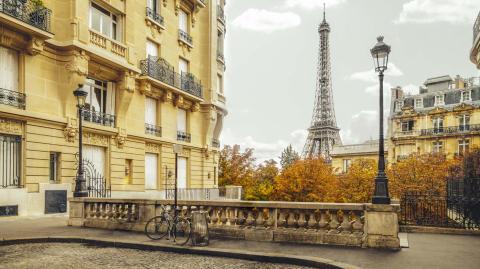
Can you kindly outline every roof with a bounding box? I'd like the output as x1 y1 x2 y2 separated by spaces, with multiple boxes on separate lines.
331 140 388 156
424 75 453 85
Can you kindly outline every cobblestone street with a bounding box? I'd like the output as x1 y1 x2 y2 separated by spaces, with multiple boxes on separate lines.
0 243 313 269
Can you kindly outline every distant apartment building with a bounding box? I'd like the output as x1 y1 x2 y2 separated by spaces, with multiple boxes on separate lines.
331 140 387 174
0 0 227 216
388 75 480 163
471 10 480 69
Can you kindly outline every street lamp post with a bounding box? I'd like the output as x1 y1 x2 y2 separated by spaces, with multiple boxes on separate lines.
370 36 391 204
73 84 88 198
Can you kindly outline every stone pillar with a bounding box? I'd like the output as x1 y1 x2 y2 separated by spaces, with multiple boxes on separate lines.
67 198 85 227
364 204 400 249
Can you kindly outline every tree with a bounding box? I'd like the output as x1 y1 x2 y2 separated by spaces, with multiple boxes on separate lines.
272 157 337 202
218 145 256 188
245 159 278 201
337 158 376 203
279 144 300 169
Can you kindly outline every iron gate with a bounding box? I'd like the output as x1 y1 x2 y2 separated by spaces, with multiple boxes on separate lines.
75 154 110 198
0 134 21 188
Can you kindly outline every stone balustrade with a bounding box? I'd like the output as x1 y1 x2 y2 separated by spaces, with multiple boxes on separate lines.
69 199 400 249
89 30 128 59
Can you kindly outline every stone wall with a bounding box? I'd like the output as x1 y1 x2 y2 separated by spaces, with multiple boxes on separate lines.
68 198 400 249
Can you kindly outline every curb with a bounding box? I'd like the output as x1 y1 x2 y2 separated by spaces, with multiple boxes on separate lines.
400 225 480 236
0 236 361 269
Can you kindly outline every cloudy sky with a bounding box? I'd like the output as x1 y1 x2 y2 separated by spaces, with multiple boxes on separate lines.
220 0 480 163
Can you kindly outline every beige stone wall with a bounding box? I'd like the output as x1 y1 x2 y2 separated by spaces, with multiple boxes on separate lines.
0 0 226 208
331 153 380 174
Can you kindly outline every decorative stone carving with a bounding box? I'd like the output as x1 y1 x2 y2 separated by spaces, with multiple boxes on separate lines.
139 80 152 95
27 37 44 55
63 117 78 143
65 50 89 76
163 0 168 7
0 26 27 49
120 71 136 93
83 132 109 147
202 146 210 159
0 118 22 135
146 142 161 153
453 102 475 113
191 103 200 112
173 95 184 107
162 90 173 103
115 128 127 148
145 18 164 36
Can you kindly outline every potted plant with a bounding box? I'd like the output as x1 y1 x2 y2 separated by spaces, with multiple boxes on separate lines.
29 0 49 30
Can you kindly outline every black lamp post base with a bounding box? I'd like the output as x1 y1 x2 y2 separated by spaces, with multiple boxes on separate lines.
372 174 390 204
73 191 88 198
372 196 391 204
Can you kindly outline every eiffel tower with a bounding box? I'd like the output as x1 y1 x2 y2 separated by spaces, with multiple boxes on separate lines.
302 6 341 160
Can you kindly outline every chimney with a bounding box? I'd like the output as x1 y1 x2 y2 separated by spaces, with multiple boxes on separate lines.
454 75 465 89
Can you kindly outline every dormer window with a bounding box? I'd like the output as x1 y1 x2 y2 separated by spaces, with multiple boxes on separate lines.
461 90 471 102
415 98 423 108
434 95 445 106
395 100 403 112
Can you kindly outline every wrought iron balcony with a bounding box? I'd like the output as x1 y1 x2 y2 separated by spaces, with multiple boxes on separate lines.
140 56 203 98
0 88 26 109
0 0 51 32
217 5 225 23
420 125 480 136
145 123 162 137
212 138 220 148
146 7 164 27
178 30 193 46
177 131 191 142
81 108 115 128
474 11 480 43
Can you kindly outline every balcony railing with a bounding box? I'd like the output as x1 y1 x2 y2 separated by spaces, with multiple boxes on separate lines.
146 7 164 27
89 30 127 59
145 123 162 137
212 138 220 148
394 130 418 137
217 5 225 23
0 88 26 109
420 124 480 136
177 131 191 142
140 56 203 98
178 29 193 46
217 51 224 63
82 108 115 127
0 0 51 32
474 11 480 43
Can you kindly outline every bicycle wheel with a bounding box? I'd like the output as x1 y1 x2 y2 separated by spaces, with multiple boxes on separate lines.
174 217 192 246
145 216 170 240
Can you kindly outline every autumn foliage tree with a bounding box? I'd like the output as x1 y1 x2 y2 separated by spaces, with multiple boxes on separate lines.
337 159 376 203
218 145 256 188
246 159 278 201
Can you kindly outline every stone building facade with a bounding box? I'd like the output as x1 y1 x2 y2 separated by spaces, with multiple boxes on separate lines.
331 140 387 174
471 10 480 69
0 0 227 216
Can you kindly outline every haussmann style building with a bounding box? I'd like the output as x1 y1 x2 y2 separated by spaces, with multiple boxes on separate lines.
0 0 228 216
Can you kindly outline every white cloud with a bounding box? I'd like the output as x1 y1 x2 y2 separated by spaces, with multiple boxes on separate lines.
232 9 301 33
284 0 346 10
395 0 480 24
349 63 403 83
340 110 390 144
402 84 419 95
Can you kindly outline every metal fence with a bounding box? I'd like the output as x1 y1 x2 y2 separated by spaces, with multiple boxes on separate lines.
0 88 26 109
0 0 51 32
82 108 115 128
0 134 21 188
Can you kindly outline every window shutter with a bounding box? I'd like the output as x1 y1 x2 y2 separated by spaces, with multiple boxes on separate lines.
179 58 188 74
106 82 115 116
177 157 187 188
0 47 18 91
145 97 157 125
145 153 158 189
177 109 187 132
146 40 158 58
179 10 188 32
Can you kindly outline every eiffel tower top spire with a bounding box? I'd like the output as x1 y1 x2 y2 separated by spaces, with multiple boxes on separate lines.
302 6 341 160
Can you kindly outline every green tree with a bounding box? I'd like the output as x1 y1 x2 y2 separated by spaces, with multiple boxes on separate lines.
245 159 278 200
279 144 300 169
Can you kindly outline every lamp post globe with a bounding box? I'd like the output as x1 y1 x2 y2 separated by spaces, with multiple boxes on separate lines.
73 84 88 198
371 36 391 205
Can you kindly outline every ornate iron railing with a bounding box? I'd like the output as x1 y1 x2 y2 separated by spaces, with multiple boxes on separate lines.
0 88 26 109
177 131 191 142
140 56 203 98
217 5 225 22
146 7 164 26
474 11 480 43
0 134 22 188
420 124 480 136
81 108 115 127
212 138 220 148
75 156 111 198
145 123 162 137
178 29 193 45
0 0 51 32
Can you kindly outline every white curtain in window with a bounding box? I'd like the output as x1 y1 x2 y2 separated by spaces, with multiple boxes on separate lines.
177 109 187 132
106 82 115 115
146 40 158 58
145 153 158 190
147 0 157 12
83 145 106 177
0 46 18 91
179 10 188 32
217 74 223 93
179 58 188 74
177 157 187 189
145 97 157 125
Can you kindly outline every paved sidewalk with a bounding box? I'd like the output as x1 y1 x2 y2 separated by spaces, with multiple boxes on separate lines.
1 215 480 269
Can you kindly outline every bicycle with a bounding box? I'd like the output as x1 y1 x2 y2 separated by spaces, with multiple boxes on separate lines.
144 205 192 246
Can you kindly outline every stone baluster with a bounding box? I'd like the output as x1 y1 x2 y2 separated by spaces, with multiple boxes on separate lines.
106 204 113 219
351 212 364 235
236 208 245 226
210 207 219 225
111 204 118 220
307 211 317 230
297 211 306 230
219 207 228 225
130 204 137 221
255 208 265 228
96 203 103 219
228 207 237 226
277 210 287 228
328 210 340 233
245 209 255 227
286 210 297 228
340 211 353 234
318 210 328 230
265 208 275 229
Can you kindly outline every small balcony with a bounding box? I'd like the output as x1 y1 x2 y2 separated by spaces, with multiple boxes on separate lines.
0 0 51 32
420 125 480 136
177 131 191 143
212 138 220 148
89 30 128 59
178 30 193 47
217 5 225 23
145 123 162 137
394 130 418 138
82 108 115 128
140 56 203 99
146 7 164 27
0 88 26 109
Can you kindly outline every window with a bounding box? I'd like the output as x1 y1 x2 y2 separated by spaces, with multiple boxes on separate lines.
395 101 403 112
0 46 18 92
217 30 224 54
432 141 443 153
84 78 116 117
147 0 159 13
432 117 443 133
415 98 423 108
145 153 158 189
401 120 414 132
125 159 133 184
177 108 187 132
179 58 189 74
458 139 469 154
49 152 60 183
83 145 106 177
458 114 470 131
434 94 445 106
146 40 158 58
145 97 157 125
0 134 21 187
89 2 121 41
342 159 351 173
461 90 471 102
217 74 223 94
177 157 187 188
179 9 188 33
